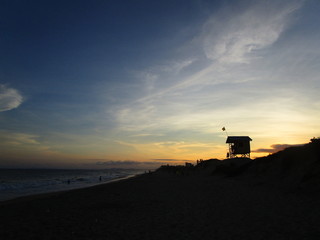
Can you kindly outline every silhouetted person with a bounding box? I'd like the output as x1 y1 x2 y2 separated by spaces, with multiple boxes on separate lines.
99 176 102 182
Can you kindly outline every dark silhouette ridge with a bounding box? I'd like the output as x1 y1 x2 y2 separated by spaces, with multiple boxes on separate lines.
243 137 320 191
157 137 320 192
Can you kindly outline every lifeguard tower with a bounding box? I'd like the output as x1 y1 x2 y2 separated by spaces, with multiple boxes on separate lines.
226 136 252 158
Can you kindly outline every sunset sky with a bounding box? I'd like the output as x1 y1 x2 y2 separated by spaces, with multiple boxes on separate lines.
0 0 319 169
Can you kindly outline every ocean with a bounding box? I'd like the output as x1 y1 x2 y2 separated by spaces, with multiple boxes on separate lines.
0 168 145 201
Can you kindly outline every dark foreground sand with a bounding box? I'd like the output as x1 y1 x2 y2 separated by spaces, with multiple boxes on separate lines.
1 170 320 240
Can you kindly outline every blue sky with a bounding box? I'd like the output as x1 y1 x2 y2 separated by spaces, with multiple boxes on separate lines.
0 0 319 168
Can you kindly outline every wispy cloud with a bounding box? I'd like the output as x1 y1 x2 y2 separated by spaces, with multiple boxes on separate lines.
161 59 196 74
202 0 303 63
136 58 196 96
0 131 40 145
0 84 23 112
151 158 189 162
95 160 153 166
94 160 177 169
129 0 304 104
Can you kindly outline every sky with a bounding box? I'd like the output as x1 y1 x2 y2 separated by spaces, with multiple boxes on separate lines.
0 0 319 169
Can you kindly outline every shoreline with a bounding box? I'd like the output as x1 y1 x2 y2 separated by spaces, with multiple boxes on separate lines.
0 172 144 204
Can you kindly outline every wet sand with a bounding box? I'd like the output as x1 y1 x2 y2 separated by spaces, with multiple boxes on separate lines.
1 170 320 240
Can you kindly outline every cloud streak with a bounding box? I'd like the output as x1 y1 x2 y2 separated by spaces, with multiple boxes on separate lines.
96 160 153 166
0 85 23 112
151 158 189 162
202 0 303 63
253 143 305 154
0 131 40 145
94 159 187 169
127 0 304 106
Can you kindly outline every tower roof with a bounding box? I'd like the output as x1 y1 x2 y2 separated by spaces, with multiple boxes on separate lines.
226 136 252 143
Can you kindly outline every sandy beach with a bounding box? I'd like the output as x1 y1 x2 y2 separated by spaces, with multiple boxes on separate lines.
1 163 320 240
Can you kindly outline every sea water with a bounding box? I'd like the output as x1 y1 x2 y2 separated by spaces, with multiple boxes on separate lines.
0 168 144 201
